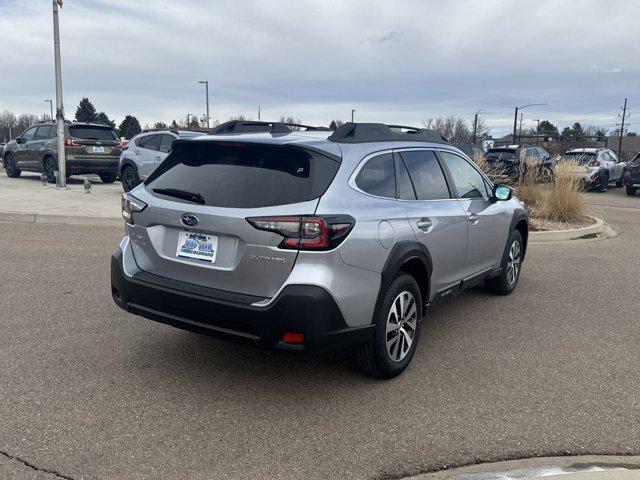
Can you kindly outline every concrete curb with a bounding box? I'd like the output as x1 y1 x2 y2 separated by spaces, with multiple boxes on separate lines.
404 455 640 479
0 211 122 227
530 215 606 243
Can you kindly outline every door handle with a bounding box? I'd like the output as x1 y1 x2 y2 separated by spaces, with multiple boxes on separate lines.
468 213 479 224
155 156 161 161
417 218 432 231
134 150 140 155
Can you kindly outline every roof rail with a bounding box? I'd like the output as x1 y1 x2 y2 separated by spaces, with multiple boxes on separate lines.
328 123 449 144
213 120 332 135
213 121 291 134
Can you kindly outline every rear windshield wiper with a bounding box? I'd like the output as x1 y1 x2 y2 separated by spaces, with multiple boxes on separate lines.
152 188 205 204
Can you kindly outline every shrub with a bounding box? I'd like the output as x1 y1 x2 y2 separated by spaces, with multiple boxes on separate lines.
473 154 508 182
514 156 545 208
538 160 588 223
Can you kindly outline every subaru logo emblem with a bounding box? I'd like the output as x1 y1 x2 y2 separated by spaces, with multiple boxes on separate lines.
180 213 199 227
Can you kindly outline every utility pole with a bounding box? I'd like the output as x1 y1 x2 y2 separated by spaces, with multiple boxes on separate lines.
616 98 629 158
518 113 524 138
186 114 195 131
258 105 261 120
351 109 356 122
472 109 483 145
198 80 210 130
45 99 53 120
52 0 66 189
533 119 540 145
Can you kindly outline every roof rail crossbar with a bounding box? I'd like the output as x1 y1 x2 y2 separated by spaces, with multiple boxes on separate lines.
328 123 449 144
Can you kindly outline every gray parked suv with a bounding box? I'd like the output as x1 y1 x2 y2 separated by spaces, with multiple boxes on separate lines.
119 129 205 191
111 122 528 378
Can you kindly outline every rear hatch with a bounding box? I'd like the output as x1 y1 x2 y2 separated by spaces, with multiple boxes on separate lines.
127 139 341 299
625 156 640 181
486 148 519 175
67 125 120 157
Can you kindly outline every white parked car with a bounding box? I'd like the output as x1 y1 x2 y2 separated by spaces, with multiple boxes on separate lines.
563 148 625 192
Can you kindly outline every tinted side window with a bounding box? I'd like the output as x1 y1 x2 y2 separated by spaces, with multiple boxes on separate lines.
396 156 416 200
159 134 174 153
440 152 489 199
399 150 450 200
142 134 161 151
354 153 396 198
34 126 52 140
21 127 37 141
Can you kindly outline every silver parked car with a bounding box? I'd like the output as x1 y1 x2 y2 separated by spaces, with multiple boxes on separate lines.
119 129 205 191
563 148 625 192
111 122 529 378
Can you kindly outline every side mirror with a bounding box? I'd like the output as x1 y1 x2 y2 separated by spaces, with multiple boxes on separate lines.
493 184 512 201
16 137 25 144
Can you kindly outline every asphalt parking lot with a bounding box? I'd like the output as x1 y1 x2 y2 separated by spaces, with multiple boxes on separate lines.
0 187 639 480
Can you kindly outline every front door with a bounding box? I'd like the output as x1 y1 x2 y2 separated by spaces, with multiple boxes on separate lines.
14 126 38 168
439 150 509 280
394 149 468 295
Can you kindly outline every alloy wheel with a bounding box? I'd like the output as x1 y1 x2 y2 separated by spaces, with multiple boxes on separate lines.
122 167 137 191
385 290 418 362
506 240 521 286
44 158 56 182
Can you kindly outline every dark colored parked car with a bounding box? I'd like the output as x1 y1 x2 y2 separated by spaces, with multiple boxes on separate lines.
623 153 640 196
2 121 122 183
486 145 554 179
455 143 485 160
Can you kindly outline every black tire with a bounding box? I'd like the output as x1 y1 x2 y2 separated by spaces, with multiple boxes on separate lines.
120 165 140 192
485 230 524 296
615 175 624 188
3 153 21 178
354 273 422 379
99 172 117 184
43 156 56 183
626 186 638 197
599 172 609 192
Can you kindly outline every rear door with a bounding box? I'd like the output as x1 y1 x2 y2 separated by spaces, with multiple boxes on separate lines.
31 125 54 169
136 134 161 177
395 149 468 295
129 140 340 298
439 150 509 279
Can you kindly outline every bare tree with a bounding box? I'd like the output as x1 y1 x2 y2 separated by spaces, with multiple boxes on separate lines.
423 116 480 143
0 110 17 141
14 113 38 137
279 116 302 130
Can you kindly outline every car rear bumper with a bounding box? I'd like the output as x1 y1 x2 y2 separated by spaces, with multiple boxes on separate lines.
67 156 119 175
110 247 374 353
623 173 640 187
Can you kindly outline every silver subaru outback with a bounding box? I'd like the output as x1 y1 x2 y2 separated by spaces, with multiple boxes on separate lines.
111 122 528 378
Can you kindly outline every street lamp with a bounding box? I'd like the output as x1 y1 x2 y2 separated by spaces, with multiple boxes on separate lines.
198 80 210 130
52 0 66 189
512 103 547 144
351 109 356 122
45 99 53 120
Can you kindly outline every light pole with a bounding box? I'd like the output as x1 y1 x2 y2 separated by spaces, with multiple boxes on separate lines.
472 108 483 145
45 99 53 120
186 113 195 131
52 0 66 189
512 103 547 144
351 109 356 122
198 80 210 130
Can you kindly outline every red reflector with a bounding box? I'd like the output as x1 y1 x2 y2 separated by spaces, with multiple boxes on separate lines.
283 332 304 344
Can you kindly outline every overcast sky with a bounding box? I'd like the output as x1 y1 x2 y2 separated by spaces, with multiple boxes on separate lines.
0 0 638 135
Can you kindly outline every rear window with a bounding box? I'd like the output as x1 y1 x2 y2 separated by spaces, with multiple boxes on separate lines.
146 142 340 208
632 154 640 164
563 151 595 164
68 126 117 140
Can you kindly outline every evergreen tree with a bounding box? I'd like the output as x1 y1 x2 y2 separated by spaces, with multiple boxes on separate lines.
329 120 337 130
118 115 142 139
75 98 97 122
537 120 558 136
96 111 115 128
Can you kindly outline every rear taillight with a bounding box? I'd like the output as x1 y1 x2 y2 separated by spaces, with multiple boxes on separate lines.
121 192 147 224
589 161 601 167
64 137 80 147
247 215 355 251
116 140 129 151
